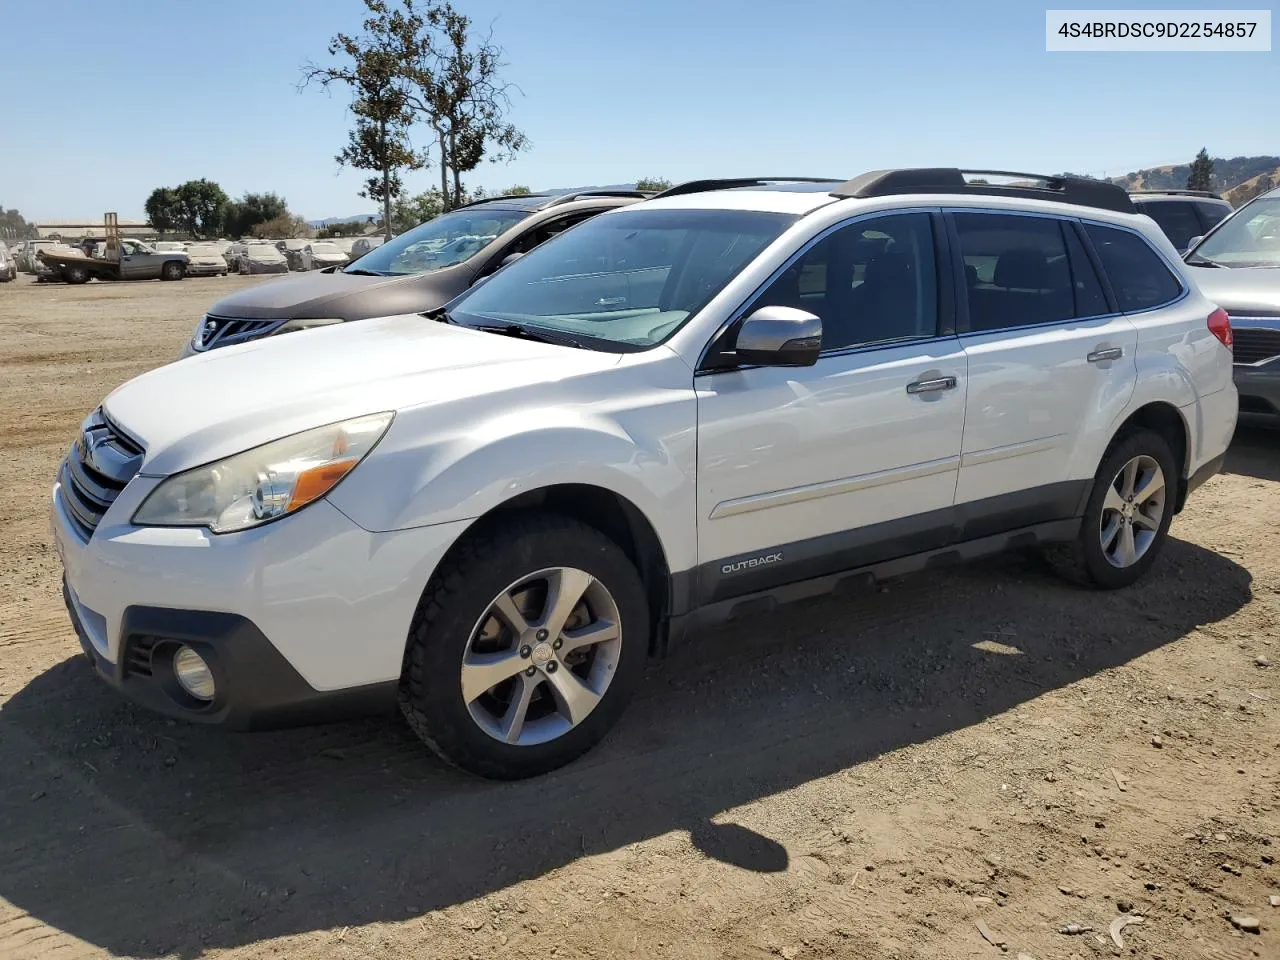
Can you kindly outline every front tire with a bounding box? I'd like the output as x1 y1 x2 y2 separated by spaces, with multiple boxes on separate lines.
63 264 89 284
399 514 649 779
1049 430 1177 589
161 261 185 281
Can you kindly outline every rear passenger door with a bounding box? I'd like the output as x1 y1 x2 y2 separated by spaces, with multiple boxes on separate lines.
949 211 1137 534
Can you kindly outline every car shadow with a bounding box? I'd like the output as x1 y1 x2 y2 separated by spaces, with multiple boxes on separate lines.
0 537 1251 957
1224 419 1280 483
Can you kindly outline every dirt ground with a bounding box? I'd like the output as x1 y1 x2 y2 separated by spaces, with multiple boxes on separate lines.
0 274 1277 960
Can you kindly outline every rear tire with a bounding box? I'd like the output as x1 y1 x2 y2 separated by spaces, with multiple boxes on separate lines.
1047 429 1177 589
399 514 649 779
63 264 89 284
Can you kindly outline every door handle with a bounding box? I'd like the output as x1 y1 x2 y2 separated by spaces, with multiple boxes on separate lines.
595 297 625 307
906 376 957 395
1087 347 1123 363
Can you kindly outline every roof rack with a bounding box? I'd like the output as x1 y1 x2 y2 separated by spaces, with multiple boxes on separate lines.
455 193 551 209
1128 188 1223 199
541 189 654 208
830 168 1135 213
653 177 839 199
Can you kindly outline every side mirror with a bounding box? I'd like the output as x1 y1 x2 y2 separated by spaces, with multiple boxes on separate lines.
501 251 525 267
733 306 822 367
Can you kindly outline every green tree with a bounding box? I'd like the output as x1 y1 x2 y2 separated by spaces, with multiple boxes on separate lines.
1187 148 1214 192
174 179 230 238
224 192 289 237
251 214 312 239
317 221 368 238
390 187 445 233
303 1 427 239
634 177 672 192
144 187 181 234
0 206 38 242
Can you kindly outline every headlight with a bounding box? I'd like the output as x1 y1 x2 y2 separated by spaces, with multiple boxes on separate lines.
133 413 393 533
275 317 344 335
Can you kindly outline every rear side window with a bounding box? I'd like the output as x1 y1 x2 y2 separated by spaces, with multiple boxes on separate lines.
1134 200 1202 252
1084 224 1183 312
1193 201 1231 232
952 213 1106 332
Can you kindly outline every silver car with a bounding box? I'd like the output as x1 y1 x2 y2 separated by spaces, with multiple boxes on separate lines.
1185 186 1280 419
0 241 16 282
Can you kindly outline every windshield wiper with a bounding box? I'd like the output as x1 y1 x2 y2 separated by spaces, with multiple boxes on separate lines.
343 268 384 277
1187 255 1225 268
474 322 583 349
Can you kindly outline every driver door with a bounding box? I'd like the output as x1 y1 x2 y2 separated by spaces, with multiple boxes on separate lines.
694 211 967 604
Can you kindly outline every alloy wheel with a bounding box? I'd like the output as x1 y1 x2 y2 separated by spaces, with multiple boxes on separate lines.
1099 454 1166 568
461 567 622 746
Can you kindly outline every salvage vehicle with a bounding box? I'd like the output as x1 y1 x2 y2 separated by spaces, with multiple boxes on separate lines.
18 239 62 273
0 241 15 281
234 241 289 275
183 190 651 355
348 235 385 259
153 241 189 253
276 238 310 271
1129 190 1233 254
303 240 349 271
1184 184 1280 419
183 242 230 277
55 170 1236 779
40 228 187 284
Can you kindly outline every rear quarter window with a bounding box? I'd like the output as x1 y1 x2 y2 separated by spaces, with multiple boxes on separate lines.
1083 224 1183 313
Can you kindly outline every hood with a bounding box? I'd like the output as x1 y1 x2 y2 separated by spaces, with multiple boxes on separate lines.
1187 265 1280 315
203 264 473 321
311 252 349 264
103 312 621 476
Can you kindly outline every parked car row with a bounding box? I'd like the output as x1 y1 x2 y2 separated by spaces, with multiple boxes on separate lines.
56 170 1256 782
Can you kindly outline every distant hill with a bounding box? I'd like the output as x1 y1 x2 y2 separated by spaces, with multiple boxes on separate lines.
1111 155 1279 206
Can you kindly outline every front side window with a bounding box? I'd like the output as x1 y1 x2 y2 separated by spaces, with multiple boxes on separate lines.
348 206 529 276
953 213 1105 332
1085 223 1183 312
746 213 939 351
1188 197 1280 268
451 208 795 350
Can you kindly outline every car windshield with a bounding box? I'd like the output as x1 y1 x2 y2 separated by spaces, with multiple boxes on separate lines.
247 244 280 258
346 206 529 276
449 207 797 351
1190 197 1280 267
186 244 220 256
309 242 342 255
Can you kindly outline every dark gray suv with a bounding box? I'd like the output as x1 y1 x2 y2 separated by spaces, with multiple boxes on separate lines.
182 190 651 356
1184 186 1280 418
1130 190 1233 255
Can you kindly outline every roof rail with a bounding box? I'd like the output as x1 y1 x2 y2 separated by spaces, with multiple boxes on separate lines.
830 168 1135 214
455 193 551 209
653 177 839 199
541 189 654 208
1129 188 1223 199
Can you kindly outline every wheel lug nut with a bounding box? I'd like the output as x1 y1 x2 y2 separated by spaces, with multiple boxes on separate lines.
546 661 558 673
552 638 563 650
519 645 532 658
536 629 548 642
525 666 537 677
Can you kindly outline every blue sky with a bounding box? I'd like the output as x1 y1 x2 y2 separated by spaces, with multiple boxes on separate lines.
3 0 1276 221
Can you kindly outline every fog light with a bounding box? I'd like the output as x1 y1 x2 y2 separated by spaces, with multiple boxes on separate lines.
173 646 215 701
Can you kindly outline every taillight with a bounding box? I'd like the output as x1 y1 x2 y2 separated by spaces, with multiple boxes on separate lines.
1207 307 1232 349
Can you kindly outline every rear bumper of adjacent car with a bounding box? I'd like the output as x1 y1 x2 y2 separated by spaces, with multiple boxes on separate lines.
53 471 472 729
1234 362 1280 418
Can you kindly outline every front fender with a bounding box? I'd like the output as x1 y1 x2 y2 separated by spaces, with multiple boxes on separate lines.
328 399 698 578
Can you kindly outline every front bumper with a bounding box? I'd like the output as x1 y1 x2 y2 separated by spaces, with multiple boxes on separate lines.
245 262 289 274
186 262 226 276
53 474 472 725
1234 362 1280 417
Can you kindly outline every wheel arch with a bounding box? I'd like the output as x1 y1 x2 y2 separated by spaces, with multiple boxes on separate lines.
1107 401 1191 512
454 483 674 655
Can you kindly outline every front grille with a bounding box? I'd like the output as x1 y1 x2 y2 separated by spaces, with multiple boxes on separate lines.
1232 327 1280 366
57 409 144 540
193 315 286 352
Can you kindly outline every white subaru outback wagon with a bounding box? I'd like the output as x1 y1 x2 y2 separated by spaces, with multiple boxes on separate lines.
54 169 1237 779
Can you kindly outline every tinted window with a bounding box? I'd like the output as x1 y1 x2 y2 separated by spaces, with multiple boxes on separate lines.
1193 201 1231 232
953 213 1101 332
1085 224 1183 312
747 213 938 351
1134 200 1203 252
452 208 795 349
